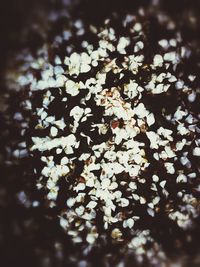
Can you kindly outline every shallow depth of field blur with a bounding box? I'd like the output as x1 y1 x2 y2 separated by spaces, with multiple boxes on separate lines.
0 1 200 267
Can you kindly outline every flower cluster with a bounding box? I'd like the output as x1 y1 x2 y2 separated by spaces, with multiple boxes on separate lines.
13 9 200 262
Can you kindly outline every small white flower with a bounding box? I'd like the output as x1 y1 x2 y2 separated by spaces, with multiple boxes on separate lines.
160 180 166 188
134 103 148 118
67 197 76 208
134 22 142 32
101 178 111 189
176 174 187 183
164 51 177 62
109 182 118 190
79 153 90 161
75 183 86 192
124 80 138 99
86 233 97 244
156 73 166 83
117 37 130 54
45 116 55 123
87 201 97 209
147 208 155 217
152 175 159 182
104 151 116 162
64 52 91 76
177 123 189 135
112 163 124 174
53 119 66 130
60 217 68 228
65 80 79 96
153 54 163 67
126 218 134 228
180 156 190 166
133 154 143 164
50 126 58 137
128 165 140 177
165 162 175 174
70 106 84 122
75 205 85 216
113 190 122 199
146 131 159 149
146 113 155 126
128 55 144 73
129 182 137 190
193 147 200 156
86 179 95 187
158 39 168 48
47 187 59 200
119 198 129 207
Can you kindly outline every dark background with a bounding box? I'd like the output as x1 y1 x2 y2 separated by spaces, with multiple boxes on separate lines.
0 0 200 74
0 1 200 267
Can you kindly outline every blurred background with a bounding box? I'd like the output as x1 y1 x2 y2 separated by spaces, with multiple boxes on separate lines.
0 1 200 266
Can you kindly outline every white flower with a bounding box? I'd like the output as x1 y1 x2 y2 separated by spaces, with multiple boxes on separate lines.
169 211 190 229
101 178 111 189
124 218 134 228
117 151 129 165
164 51 178 63
47 186 59 200
133 153 143 164
165 162 175 174
124 80 139 99
60 217 68 228
128 165 140 177
146 113 155 126
156 73 166 83
53 119 66 130
50 126 58 137
164 146 176 158
176 174 187 183
86 178 95 187
113 128 131 145
152 175 159 182
64 52 91 76
75 205 85 216
79 153 90 161
129 182 137 190
104 151 116 162
117 37 130 54
61 157 69 165
153 54 163 67
87 201 97 209
75 183 86 192
65 80 79 96
109 182 118 190
111 162 124 174
67 197 76 208
134 22 142 32
193 147 200 156
119 198 129 207
134 103 148 118
45 116 55 123
158 39 168 48
113 190 122 199
86 232 98 244
177 123 190 135
160 180 166 188
157 127 173 140
70 106 84 122
128 55 144 73
146 131 160 149
152 83 170 94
